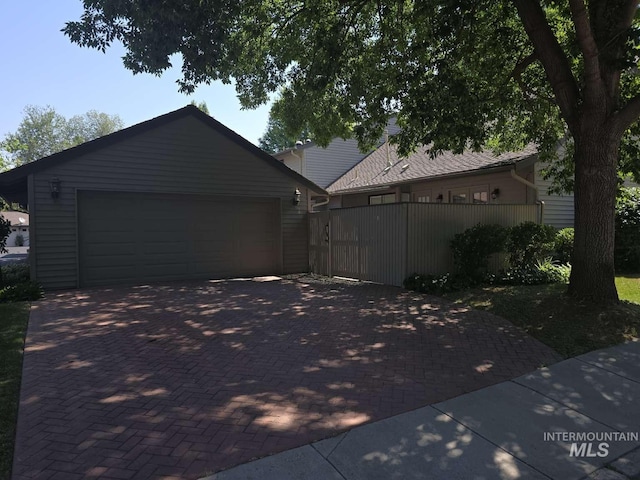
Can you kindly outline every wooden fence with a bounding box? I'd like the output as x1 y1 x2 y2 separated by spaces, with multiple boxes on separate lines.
309 203 541 286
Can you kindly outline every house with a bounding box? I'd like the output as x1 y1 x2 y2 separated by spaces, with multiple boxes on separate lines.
273 118 401 190
0 211 29 247
0 105 326 290
326 142 574 229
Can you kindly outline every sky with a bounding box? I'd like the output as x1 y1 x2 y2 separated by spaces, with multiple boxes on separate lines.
0 1 271 146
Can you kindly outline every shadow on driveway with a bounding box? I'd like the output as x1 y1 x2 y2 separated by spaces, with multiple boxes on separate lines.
13 277 561 480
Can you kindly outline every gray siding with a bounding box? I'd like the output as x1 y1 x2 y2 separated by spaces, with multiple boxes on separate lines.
305 139 374 188
293 118 402 188
534 161 575 229
33 115 310 289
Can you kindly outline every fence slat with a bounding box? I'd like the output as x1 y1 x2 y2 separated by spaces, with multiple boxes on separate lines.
309 203 540 286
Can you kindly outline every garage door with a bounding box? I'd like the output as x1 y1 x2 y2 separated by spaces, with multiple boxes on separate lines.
78 191 281 287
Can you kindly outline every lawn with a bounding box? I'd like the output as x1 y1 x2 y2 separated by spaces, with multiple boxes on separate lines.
442 277 640 359
0 302 30 480
616 274 640 303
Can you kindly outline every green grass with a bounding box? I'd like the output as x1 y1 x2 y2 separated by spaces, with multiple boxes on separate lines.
441 278 640 359
616 275 640 303
0 302 29 480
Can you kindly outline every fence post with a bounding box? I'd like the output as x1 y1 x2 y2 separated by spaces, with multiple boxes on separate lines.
328 211 333 278
404 203 409 285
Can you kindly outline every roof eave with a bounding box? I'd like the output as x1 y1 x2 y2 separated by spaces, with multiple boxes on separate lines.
328 161 528 195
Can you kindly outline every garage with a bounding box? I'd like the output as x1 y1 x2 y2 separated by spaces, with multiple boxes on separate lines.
78 191 280 287
0 105 326 289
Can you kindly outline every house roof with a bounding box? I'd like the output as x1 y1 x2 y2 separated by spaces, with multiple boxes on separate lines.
327 143 538 194
0 211 29 226
0 105 327 199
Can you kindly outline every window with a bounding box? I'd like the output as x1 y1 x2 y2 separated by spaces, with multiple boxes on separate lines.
369 193 396 205
472 190 488 204
450 188 468 204
414 190 431 203
21 228 27 232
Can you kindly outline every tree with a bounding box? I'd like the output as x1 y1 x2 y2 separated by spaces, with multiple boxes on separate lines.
189 100 210 115
1 105 124 167
63 1 640 302
258 101 313 153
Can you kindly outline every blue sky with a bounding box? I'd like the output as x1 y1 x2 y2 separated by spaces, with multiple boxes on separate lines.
0 1 271 145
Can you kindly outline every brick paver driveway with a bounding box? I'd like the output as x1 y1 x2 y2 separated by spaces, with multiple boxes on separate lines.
13 276 561 480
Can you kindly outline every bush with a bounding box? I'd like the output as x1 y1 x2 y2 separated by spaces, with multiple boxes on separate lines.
499 258 571 286
506 221 556 268
0 282 43 303
553 228 574 264
14 234 24 247
450 224 508 281
615 187 640 272
403 272 475 294
1 264 30 286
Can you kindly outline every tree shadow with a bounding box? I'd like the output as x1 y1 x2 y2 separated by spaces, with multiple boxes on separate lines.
14 277 560 479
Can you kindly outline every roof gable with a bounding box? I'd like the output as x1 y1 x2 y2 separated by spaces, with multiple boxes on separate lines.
327 143 538 193
0 106 326 195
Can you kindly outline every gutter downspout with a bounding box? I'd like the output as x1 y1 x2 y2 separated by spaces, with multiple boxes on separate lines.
290 149 304 176
510 168 545 224
311 195 330 212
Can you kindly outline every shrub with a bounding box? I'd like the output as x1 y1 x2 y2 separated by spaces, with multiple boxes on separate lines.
553 228 574 264
499 258 570 285
1 263 30 286
506 221 556 268
0 282 43 303
14 234 24 246
615 187 640 272
450 224 508 281
403 272 473 294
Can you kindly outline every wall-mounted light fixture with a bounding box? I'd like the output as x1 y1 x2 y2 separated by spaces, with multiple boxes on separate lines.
293 188 302 205
50 178 61 199
436 193 443 203
491 188 500 200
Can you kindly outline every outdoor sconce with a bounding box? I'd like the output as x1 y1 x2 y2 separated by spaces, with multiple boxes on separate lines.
436 193 443 203
50 178 61 199
491 188 500 200
293 188 302 205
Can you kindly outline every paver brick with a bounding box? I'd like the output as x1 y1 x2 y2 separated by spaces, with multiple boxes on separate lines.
13 277 560 479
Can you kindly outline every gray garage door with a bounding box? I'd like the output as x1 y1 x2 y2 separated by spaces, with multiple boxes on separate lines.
78 191 280 287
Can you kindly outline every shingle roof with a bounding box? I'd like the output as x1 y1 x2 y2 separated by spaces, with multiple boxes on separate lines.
327 143 538 194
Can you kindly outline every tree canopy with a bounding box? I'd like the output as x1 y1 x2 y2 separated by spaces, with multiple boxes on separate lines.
63 1 640 301
258 101 313 153
189 100 210 115
1 105 124 168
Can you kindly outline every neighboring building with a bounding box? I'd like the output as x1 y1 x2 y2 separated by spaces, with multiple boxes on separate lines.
274 118 401 190
0 106 325 290
0 211 29 246
326 143 574 229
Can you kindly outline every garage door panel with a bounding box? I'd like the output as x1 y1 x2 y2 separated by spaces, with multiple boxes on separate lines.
84 243 137 256
78 191 280 287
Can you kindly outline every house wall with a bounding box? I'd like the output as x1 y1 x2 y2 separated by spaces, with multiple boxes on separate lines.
32 115 311 290
277 118 402 189
336 168 537 208
6 227 29 247
534 161 575 229
280 150 304 175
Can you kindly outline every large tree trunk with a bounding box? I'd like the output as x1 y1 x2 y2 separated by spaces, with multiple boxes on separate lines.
568 126 619 303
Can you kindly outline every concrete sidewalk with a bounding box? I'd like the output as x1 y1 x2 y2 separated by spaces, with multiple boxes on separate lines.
206 341 640 480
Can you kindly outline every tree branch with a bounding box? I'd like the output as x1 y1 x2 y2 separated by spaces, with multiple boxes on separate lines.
568 0 602 88
512 0 581 133
613 93 640 134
